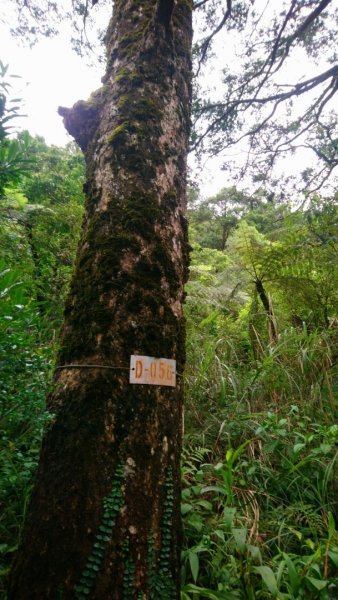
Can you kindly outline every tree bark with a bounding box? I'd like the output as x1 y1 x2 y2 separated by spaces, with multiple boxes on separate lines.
8 1 192 598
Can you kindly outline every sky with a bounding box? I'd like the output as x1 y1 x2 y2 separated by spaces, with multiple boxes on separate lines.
0 4 229 195
0 3 336 199
0 27 228 194
0 26 104 146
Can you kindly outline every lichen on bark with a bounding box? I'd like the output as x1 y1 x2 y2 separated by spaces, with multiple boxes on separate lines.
8 1 192 598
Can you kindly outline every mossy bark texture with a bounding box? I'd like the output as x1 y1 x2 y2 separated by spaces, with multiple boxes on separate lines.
8 1 192 598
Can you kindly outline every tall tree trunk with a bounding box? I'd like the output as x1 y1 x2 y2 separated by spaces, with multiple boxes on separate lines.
8 1 192 598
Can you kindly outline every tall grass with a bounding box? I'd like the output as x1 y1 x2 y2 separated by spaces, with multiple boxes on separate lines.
182 310 338 598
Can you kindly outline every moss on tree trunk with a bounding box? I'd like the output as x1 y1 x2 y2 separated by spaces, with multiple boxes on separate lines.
8 1 192 598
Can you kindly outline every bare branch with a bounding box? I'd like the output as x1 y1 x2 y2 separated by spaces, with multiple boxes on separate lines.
194 0 210 9
246 65 338 106
250 0 298 97
196 0 232 74
191 63 338 156
292 0 332 39
195 64 337 120
315 77 338 118
222 0 334 118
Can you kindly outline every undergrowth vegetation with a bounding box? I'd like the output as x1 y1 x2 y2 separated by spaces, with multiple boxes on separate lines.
181 335 338 598
0 277 52 572
180 191 338 598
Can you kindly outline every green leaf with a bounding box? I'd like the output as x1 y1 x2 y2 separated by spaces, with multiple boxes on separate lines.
306 576 328 591
189 551 199 583
283 553 300 593
293 443 306 454
228 439 255 466
181 503 193 515
253 566 278 596
222 507 236 530
201 485 227 495
214 529 225 542
182 584 240 599
226 449 233 462
247 544 262 562
328 551 338 567
196 499 213 510
319 443 332 454
187 513 203 532
232 528 247 553
328 511 336 538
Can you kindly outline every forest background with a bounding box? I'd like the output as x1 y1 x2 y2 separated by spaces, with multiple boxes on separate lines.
0 0 338 598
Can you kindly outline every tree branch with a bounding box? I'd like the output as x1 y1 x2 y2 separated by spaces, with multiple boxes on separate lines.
193 64 338 124
194 0 210 9
219 0 334 121
197 0 232 74
191 63 337 154
292 0 332 39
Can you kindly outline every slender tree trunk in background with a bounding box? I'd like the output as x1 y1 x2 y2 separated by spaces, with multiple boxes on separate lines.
255 279 278 343
9 1 192 598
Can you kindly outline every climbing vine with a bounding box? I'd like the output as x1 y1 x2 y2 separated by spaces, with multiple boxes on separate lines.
148 467 176 599
74 462 124 599
122 537 136 599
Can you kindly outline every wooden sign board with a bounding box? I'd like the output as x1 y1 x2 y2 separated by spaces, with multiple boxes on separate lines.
130 355 176 387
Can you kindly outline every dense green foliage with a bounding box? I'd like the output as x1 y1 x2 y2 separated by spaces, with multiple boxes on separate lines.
0 97 85 593
181 190 338 598
0 62 34 199
0 70 337 600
